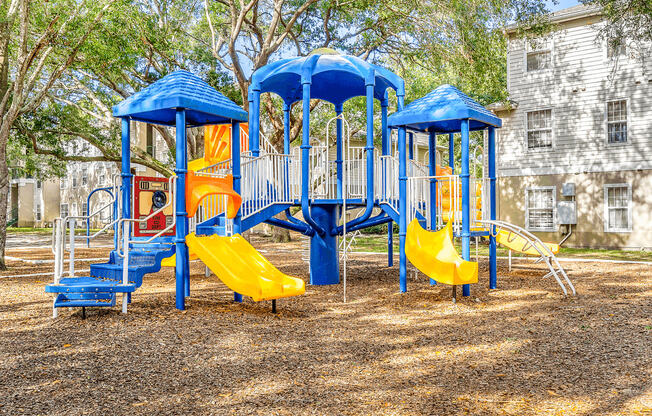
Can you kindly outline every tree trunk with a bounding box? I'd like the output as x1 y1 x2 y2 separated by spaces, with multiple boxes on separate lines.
271 211 291 243
0 122 11 270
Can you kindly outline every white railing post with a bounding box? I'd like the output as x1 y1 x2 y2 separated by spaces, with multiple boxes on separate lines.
122 220 129 314
68 218 75 278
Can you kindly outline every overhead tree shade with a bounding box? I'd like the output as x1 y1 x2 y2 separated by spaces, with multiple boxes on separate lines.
112 70 248 126
387 84 502 132
251 53 404 105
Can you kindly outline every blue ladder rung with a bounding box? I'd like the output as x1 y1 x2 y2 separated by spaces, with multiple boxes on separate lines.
54 292 116 308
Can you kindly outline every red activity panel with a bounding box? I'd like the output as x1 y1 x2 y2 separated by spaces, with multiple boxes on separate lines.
133 176 175 237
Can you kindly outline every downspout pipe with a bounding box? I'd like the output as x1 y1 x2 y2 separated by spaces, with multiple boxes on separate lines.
265 217 313 235
299 75 326 236
344 212 390 233
333 75 376 234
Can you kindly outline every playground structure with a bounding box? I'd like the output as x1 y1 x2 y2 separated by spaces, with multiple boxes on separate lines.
46 51 575 317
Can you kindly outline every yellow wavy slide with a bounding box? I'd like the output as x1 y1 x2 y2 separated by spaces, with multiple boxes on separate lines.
405 219 478 286
185 232 305 302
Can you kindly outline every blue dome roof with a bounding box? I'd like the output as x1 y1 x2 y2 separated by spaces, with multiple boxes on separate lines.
387 84 502 132
113 70 248 126
251 53 404 105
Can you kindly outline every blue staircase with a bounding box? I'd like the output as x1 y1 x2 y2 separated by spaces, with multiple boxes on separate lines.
46 244 174 309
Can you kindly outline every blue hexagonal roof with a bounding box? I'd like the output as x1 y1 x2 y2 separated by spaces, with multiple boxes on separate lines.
112 70 248 126
251 52 404 105
387 84 501 132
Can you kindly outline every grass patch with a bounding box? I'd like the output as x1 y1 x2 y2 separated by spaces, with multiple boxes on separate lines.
349 234 652 262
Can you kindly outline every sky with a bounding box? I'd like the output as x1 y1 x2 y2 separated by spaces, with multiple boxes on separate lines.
547 0 582 11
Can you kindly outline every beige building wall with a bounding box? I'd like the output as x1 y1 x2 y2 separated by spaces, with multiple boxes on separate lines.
498 169 652 249
42 179 61 223
16 182 35 227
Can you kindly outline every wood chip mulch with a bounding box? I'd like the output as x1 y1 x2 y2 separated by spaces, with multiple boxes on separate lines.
0 236 650 415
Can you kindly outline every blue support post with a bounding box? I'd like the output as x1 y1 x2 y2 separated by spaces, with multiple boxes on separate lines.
408 132 414 160
428 130 438 286
488 127 497 289
309 204 339 285
232 121 243 303
398 125 407 293
448 133 455 173
299 80 324 236
460 120 471 297
120 119 131 257
174 110 190 310
283 102 291 154
247 89 254 152
251 89 261 157
381 95 389 156
387 220 393 267
335 103 343 200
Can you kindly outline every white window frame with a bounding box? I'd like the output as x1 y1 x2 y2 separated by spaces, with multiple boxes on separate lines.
604 38 627 61
81 168 88 186
82 202 88 216
603 183 632 233
60 178 67 189
524 37 553 73
525 108 554 152
525 186 557 232
60 203 69 218
605 98 629 146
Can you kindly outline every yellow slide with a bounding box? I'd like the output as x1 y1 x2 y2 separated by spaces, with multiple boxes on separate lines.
405 219 478 286
185 232 305 302
495 230 560 256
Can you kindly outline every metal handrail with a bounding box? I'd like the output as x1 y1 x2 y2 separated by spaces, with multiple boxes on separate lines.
478 219 576 296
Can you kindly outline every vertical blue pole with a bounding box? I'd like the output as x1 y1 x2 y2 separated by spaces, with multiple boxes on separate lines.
364 81 375 213
175 110 190 309
335 103 343 200
232 120 243 303
120 119 131 255
488 127 497 289
247 89 254 153
251 89 261 157
428 130 437 286
387 221 393 267
461 120 471 297
283 102 291 154
381 95 389 156
408 132 414 160
448 133 455 173
398 126 407 293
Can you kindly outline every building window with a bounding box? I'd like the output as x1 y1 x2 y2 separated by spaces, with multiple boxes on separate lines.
99 174 105 184
72 176 78 188
606 100 627 144
146 124 155 157
604 184 632 232
526 38 551 72
82 202 88 216
526 187 556 231
82 168 88 186
60 203 69 218
35 204 42 221
36 180 42 189
60 178 67 189
526 109 553 150
72 203 77 217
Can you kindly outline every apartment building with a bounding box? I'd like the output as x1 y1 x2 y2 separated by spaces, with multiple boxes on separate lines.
8 121 168 229
492 4 652 249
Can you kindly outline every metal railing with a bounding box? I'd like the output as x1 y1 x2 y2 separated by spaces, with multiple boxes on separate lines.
375 154 399 213
240 152 297 219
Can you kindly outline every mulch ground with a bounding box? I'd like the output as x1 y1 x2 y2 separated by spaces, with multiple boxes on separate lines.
0 235 650 415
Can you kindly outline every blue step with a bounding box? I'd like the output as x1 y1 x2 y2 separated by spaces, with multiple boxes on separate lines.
53 292 117 308
47 242 174 312
45 276 136 293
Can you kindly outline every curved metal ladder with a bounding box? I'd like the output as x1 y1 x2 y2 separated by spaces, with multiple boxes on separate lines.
478 219 576 296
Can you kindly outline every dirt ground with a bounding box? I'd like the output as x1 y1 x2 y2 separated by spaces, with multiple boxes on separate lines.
0 235 651 415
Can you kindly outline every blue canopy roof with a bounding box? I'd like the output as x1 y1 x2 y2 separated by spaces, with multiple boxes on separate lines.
251 52 405 106
387 84 502 132
112 70 248 126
